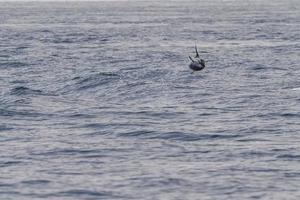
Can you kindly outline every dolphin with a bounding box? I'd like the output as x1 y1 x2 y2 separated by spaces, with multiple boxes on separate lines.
189 45 206 73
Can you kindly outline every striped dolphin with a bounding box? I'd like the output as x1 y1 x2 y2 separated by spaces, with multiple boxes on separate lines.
189 45 206 73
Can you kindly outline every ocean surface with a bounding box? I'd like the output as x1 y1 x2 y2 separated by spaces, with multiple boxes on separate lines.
0 0 300 199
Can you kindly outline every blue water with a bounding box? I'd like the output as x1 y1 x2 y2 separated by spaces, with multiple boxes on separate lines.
1 0 300 199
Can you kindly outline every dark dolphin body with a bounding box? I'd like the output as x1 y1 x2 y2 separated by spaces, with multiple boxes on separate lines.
189 45 206 73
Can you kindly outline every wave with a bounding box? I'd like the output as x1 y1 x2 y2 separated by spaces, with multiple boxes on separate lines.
0 61 28 68
10 86 43 96
60 72 121 94
118 130 240 141
290 87 300 91
53 189 119 199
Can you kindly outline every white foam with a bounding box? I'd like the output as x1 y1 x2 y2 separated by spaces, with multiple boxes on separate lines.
291 87 300 91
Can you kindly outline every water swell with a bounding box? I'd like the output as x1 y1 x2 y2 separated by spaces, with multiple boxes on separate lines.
1 1 299 199
118 130 240 141
62 72 121 93
54 189 120 199
0 61 28 68
10 86 43 96
0 161 23 168
0 125 13 132
20 180 51 185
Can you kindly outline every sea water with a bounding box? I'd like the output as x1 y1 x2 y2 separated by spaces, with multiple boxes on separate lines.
0 0 300 199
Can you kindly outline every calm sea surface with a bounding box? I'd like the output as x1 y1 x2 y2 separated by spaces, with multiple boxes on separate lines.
0 0 300 199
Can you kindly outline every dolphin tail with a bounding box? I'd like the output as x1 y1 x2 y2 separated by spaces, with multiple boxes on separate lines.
195 44 199 58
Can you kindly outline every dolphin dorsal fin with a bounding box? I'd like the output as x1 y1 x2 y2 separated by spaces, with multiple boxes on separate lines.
195 44 199 58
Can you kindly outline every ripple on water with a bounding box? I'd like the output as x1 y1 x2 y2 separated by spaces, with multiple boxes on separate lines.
53 189 121 199
20 180 51 185
10 86 43 96
0 61 28 69
277 154 300 161
0 125 13 132
0 161 23 168
1 1 300 200
118 130 241 141
62 72 121 93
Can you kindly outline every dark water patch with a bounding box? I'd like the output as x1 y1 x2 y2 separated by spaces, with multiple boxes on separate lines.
44 33 99 44
147 110 186 119
14 98 31 105
123 81 148 88
10 86 43 96
236 138 271 142
82 130 113 137
100 38 109 42
201 30 219 36
10 80 28 84
0 54 10 58
44 170 85 176
120 66 142 71
1 190 115 199
0 136 25 143
110 58 136 64
118 130 154 137
32 148 103 157
249 64 266 71
78 154 108 159
230 167 283 173
67 72 121 91
71 76 81 80
204 106 246 113
15 46 29 50
0 183 15 187
0 107 54 119
132 177 188 188
249 194 267 199
255 34 271 40
277 113 300 118
150 132 241 141
106 110 151 116
251 19 267 24
271 148 296 152
97 72 120 77
284 172 300 178
197 112 214 116
80 122 109 129
256 112 300 119
277 154 300 160
65 113 97 119
51 38 77 44
119 130 240 141
0 125 13 132
0 191 21 196
40 29 52 33
141 69 168 80
54 189 118 199
20 180 50 185
239 151 274 158
269 66 287 71
173 85 196 90
0 61 27 68
81 35 99 42
239 127 283 135
182 150 211 154
0 161 23 168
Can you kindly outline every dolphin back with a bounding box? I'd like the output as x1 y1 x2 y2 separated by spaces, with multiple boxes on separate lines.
189 61 205 71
